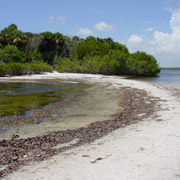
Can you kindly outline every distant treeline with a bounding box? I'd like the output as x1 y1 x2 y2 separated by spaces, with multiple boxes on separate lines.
161 67 180 70
0 24 161 76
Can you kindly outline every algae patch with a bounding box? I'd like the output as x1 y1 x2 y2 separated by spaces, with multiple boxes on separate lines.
0 81 86 118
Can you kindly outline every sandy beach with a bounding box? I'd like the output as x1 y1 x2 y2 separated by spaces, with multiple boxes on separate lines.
1 72 180 180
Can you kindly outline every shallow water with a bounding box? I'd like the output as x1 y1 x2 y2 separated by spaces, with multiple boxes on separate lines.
133 69 180 89
0 81 122 140
0 81 87 117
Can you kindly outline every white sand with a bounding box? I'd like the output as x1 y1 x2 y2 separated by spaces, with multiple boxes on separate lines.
2 72 180 180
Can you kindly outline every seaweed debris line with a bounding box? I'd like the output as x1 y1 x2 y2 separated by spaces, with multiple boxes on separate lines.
1 72 180 180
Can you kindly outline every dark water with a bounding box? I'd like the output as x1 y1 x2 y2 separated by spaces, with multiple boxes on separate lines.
133 69 180 89
0 81 86 117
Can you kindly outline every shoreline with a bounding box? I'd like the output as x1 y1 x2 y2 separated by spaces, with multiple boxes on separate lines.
1 72 180 180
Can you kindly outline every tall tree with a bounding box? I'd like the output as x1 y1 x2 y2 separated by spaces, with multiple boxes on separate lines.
0 24 28 51
39 32 68 65
25 33 42 62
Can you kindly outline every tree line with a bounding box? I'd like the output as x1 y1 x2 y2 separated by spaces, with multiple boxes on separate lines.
0 24 161 76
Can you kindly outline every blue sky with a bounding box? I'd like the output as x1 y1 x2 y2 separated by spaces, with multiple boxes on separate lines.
0 0 180 67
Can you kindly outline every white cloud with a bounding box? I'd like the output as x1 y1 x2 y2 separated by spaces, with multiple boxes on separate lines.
94 22 114 31
170 9 180 31
48 16 67 24
57 16 67 21
77 28 94 36
144 26 157 32
144 20 152 24
126 8 180 67
48 16 55 24
151 9 180 53
164 7 174 13
127 35 142 44
150 31 171 51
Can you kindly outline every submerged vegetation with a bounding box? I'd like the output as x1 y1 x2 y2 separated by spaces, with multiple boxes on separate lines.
0 24 161 76
0 81 87 117
0 93 59 117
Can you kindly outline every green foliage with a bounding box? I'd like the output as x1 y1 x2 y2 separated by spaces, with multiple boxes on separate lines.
0 64 7 76
0 62 52 76
30 49 42 62
25 62 53 74
55 37 160 76
24 33 42 62
83 56 102 73
63 36 83 58
39 32 56 64
0 24 28 51
127 51 161 76
55 57 80 73
0 45 26 64
7 62 25 76
39 32 68 65
0 24 161 77
73 36 129 61
98 50 129 75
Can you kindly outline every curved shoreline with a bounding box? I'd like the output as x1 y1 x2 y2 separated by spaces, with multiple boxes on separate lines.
1 72 180 180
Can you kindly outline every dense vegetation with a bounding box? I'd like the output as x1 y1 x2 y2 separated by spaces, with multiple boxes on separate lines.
0 24 161 76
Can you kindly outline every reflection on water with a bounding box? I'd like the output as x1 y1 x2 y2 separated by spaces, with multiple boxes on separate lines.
132 69 180 89
0 81 86 117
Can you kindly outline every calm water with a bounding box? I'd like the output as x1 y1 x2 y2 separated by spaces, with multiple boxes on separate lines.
0 81 86 117
134 69 180 89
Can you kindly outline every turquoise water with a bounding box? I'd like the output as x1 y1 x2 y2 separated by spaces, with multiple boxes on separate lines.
134 69 180 89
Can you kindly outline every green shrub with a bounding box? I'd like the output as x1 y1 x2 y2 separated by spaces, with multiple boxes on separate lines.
6 63 25 76
0 64 7 76
24 62 53 74
55 57 81 73
127 52 161 76
81 56 101 74
0 62 53 76
0 45 26 64
29 62 52 74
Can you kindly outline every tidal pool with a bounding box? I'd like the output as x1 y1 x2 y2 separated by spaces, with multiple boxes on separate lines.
0 80 123 140
0 81 87 118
